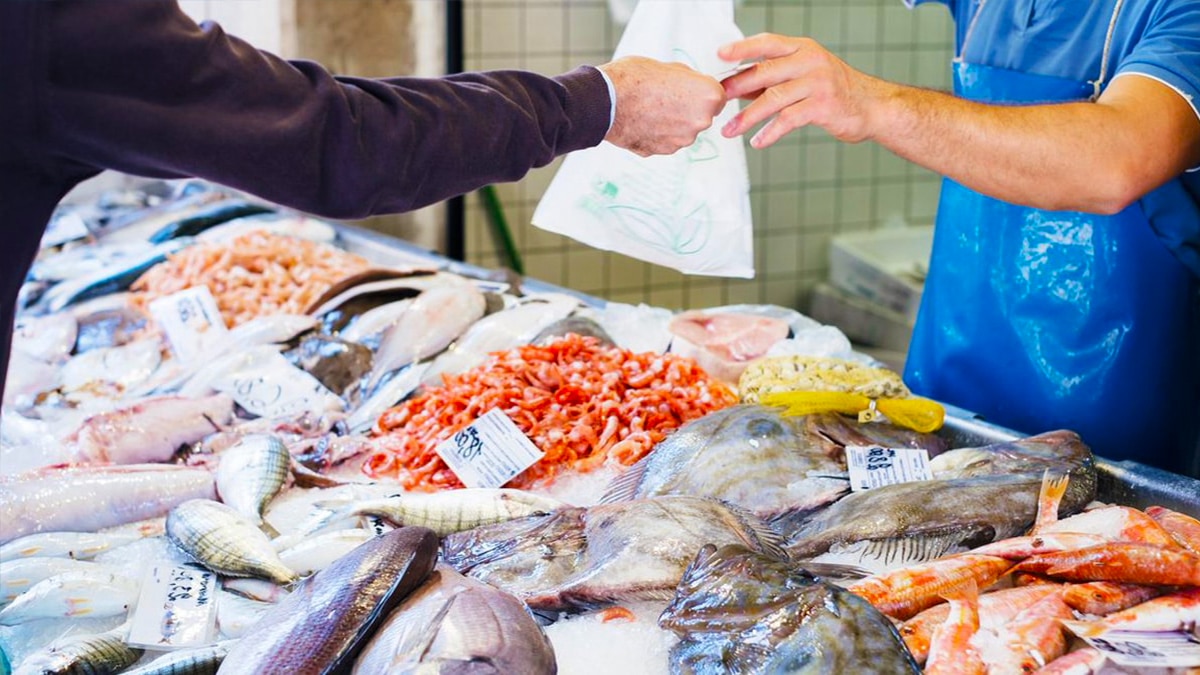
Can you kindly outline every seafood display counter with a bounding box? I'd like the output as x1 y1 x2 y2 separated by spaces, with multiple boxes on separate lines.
2 182 1199 675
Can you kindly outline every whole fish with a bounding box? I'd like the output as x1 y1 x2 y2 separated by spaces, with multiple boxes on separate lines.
364 284 487 392
0 557 106 605
972 593 1073 674
847 554 1016 621
1013 542 1200 586
147 199 274 243
167 499 297 585
923 581 984 675
1061 581 1164 616
602 406 894 520
277 529 376 577
12 624 142 675
0 464 217 545
532 315 615 346
0 529 146 563
1145 505 1200 554
784 431 1096 572
1066 587 1200 635
66 394 235 465
353 565 556 675
59 338 164 402
72 294 149 353
120 640 235 675
12 312 77 363
216 526 439 675
286 334 373 397
422 293 579 384
443 495 787 613
660 544 920 674
215 435 290 525
0 569 139 624
343 488 568 536
1039 505 1181 548
338 298 413 347
39 238 194 313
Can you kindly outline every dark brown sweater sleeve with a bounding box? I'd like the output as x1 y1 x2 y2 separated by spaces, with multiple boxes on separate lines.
36 0 611 219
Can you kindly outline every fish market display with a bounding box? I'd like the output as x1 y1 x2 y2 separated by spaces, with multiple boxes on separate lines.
659 544 920 674
442 495 785 612
368 333 738 490
354 565 556 675
217 526 438 674
130 230 372 327
4 180 1199 674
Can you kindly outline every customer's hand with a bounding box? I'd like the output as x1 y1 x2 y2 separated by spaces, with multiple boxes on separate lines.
718 33 884 148
600 56 725 156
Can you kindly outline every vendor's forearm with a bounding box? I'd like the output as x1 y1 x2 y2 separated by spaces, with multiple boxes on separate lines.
867 78 1195 214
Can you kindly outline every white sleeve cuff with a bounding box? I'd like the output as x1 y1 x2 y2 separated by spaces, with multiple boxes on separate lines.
597 67 618 132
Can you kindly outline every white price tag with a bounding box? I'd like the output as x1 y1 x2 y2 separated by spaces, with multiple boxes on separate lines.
846 445 932 491
211 350 344 419
1066 624 1200 668
149 286 229 363
435 408 545 488
127 563 218 650
41 212 91 248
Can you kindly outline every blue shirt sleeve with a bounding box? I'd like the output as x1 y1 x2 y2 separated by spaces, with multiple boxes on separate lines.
1112 0 1200 130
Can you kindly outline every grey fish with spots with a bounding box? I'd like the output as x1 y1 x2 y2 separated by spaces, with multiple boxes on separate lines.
442 495 787 613
660 544 920 674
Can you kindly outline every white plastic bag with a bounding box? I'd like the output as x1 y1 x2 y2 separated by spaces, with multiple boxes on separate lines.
532 0 753 278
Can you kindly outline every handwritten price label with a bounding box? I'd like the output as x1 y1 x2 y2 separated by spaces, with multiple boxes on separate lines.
435 408 545 489
211 350 344 419
1064 623 1200 668
148 286 228 363
127 563 217 650
846 445 932 491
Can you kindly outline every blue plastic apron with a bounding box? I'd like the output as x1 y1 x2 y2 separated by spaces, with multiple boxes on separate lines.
904 0 1200 474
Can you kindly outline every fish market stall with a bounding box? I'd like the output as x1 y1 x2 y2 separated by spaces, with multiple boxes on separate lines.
2 181 1198 675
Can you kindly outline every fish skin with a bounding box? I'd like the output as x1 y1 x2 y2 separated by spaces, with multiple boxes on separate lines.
120 640 234 675
0 530 145 563
1014 542 1200 586
0 557 105 605
12 626 142 675
601 406 851 520
67 394 235 465
660 544 920 675
1040 505 1182 549
785 431 1096 568
217 526 439 675
0 464 216 546
847 554 1016 621
443 496 786 613
167 499 297 585
973 593 1073 675
277 529 376 577
353 566 556 675
1061 581 1164 616
899 585 1064 664
923 580 985 675
215 435 290 525
1145 505 1200 554
0 569 139 624
1069 586 1200 634
365 284 487 392
286 334 374 397
346 488 568 536
532 315 615 346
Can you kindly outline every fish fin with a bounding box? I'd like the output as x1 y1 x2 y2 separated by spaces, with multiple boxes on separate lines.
938 578 979 604
719 500 789 561
598 454 651 504
1061 619 1105 638
289 460 346 489
856 532 969 569
1031 470 1070 535
769 507 821 538
797 561 870 580
259 519 281 539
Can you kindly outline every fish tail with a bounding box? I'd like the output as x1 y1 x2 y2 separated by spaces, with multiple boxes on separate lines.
1032 470 1070 535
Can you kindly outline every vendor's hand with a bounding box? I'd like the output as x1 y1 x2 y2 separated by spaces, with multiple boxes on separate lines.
718 33 883 149
600 56 725 157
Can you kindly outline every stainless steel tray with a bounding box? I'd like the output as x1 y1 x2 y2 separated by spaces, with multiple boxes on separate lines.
333 223 1200 518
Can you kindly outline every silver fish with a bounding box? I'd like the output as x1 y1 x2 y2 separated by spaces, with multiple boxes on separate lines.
221 577 290 604
215 435 290 525
338 298 412 347
442 495 787 613
67 394 234 465
0 530 146 563
0 464 216 545
353 565 556 675
216 527 439 674
59 338 164 402
216 589 274 638
39 238 194 313
0 569 139 624
286 334 374 397
784 430 1096 572
13 623 142 675
166 499 297 585
422 293 579 384
601 406 856 520
660 544 920 674
0 557 106 605
365 284 487 392
120 640 234 675
532 315 614 346
277 529 376 577
344 488 568 536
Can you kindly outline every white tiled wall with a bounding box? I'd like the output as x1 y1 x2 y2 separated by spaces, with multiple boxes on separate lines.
463 0 956 313
178 0 281 52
